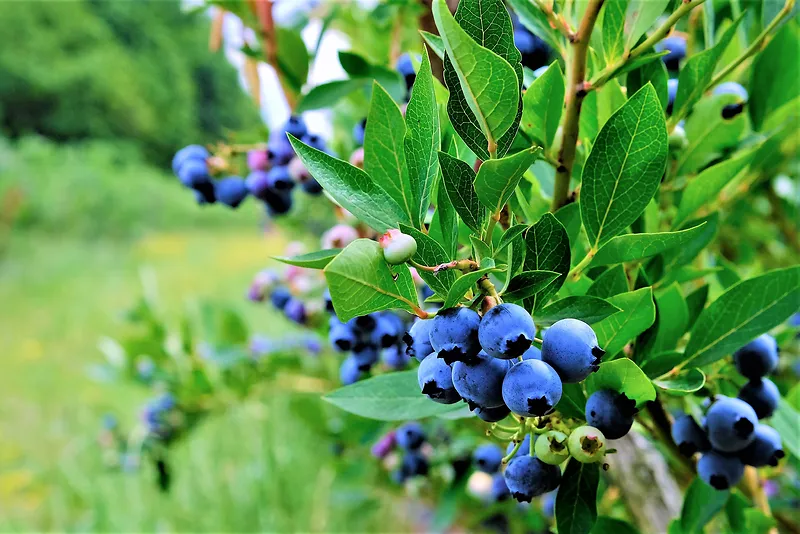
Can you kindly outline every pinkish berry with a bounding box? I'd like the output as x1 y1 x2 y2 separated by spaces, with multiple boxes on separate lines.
322 224 359 249
247 149 270 171
349 147 365 169
380 229 417 265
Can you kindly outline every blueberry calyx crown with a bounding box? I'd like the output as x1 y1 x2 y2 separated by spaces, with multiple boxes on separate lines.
422 380 446 399
505 333 533 356
733 417 755 439
527 396 553 415
614 392 639 417
708 474 730 490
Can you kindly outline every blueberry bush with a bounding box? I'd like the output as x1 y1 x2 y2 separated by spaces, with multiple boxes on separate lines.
97 0 800 532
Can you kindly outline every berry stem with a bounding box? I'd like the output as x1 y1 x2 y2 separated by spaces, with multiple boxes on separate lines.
252 0 298 112
741 467 778 534
502 436 524 464
567 248 596 280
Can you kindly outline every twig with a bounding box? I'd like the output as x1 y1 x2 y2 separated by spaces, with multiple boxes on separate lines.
253 0 298 111
533 0 576 42
741 467 779 534
550 0 605 212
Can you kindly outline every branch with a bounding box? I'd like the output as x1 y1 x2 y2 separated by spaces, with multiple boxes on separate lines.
533 0 576 42
253 0 298 111
741 467 779 534
550 0 605 212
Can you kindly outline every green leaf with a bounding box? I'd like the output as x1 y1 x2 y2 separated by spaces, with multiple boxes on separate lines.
557 383 588 420
405 49 441 227
364 82 414 225
497 224 529 253
276 27 309 93
503 270 561 301
627 57 669 110
524 214 572 310
273 249 341 269
430 179 458 258
323 370 461 420
554 202 583 256
438 0 523 160
324 240 420 321
556 461 600 534
749 22 800 131
676 94 748 175
684 266 800 368
590 224 708 267
470 236 493 263
506 0 562 53
673 150 756 228
438 151 486 233
586 266 629 299
535 296 621 326
684 284 709 331
338 50 370 76
474 147 541 213
680 478 729 533
641 350 686 379
289 136 407 232
602 0 629 63
399 224 457 296
624 0 670 52
580 84 668 249
296 78 369 113
661 214 719 272
585 359 656 407
591 517 640 534
420 31 445 59
443 267 502 308
593 287 656 358
654 368 705 395
640 283 689 360
521 61 565 149
672 15 744 120
772 400 800 458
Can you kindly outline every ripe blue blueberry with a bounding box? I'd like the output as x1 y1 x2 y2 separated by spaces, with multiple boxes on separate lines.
656 35 686 71
246 170 271 200
396 422 426 450
585 389 638 440
522 346 542 360
452 351 509 410
263 189 293 215
300 177 323 195
698 450 745 490
733 334 778 379
323 289 334 314
541 319 603 383
266 165 295 191
301 133 328 153
371 313 405 348
396 53 416 92
513 28 551 71
401 451 429 477
671 414 711 457
381 344 410 370
738 424 784 467
339 355 366 385
490 473 511 502
713 82 748 119
667 78 678 115
503 455 561 502
177 158 212 190
430 307 482 364
270 286 292 310
705 397 758 453
738 378 779 419
473 444 504 474
193 184 216 205
215 176 249 208
474 404 511 423
172 144 209 175
403 319 435 362
282 116 308 139
417 353 461 404
352 344 379 370
502 360 562 417
353 118 366 146
283 297 306 324
268 134 295 165
478 303 536 359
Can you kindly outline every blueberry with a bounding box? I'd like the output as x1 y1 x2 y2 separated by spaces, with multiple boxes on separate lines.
396 422 426 450
522 346 542 360
396 53 416 92
301 133 328 153
268 165 296 191
475 404 511 423
738 378 779 419
177 158 212 190
534 430 569 465
301 177 323 195
585 389 638 440
532 65 549 79
656 35 686 71
541 490 556 518
698 450 745 490
403 319 435 362
323 289 335 314
401 451 429 477
452 351 509 410
283 297 306 324
263 189 293 215
215 176 250 208
340 355 367 385
514 28 551 71
380 229 418 265
506 434 533 459
321 224 359 250
417 353 461 404
733 334 778 379
671 414 711 457
371 313 405 348
504 455 561 502
567 425 607 463
353 314 378 334
738 424 784 467
246 170 271 199
478 303 536 359
473 444 504 474
172 144 209 175
430 307 482 364
193 184 216 205
541 319 603 383
502 359 563 417
381 344 410 370
268 134 295 165
270 287 292 310
282 115 308 139
705 397 758 453
247 149 270 172
371 431 397 459
667 78 679 115
352 344 379 370
490 473 511 501
713 81 748 102
353 118 366 146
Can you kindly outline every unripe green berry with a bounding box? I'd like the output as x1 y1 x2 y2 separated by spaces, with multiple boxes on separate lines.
535 430 569 465
380 229 418 265
669 124 688 151
568 425 606 463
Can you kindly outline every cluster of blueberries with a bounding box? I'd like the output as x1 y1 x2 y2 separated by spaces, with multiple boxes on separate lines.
330 307 415 384
170 115 325 213
140 392 180 441
672 334 784 490
372 422 432 484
